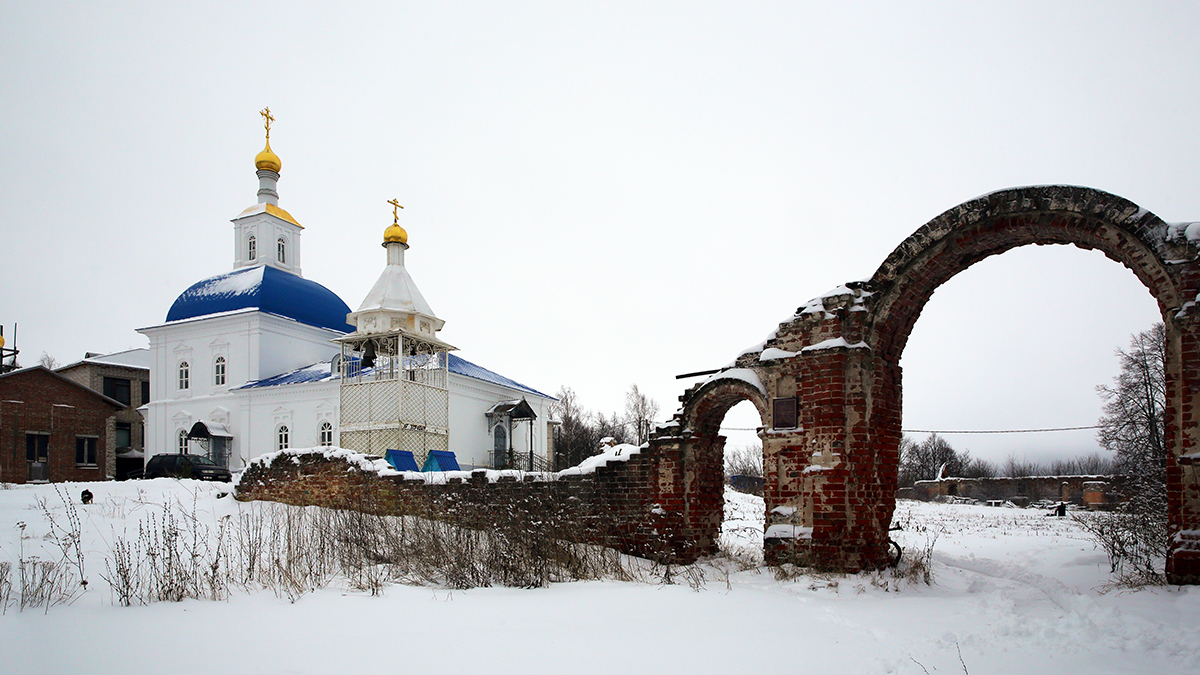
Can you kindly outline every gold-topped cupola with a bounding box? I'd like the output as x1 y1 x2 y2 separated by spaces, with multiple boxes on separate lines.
254 106 282 172
231 108 304 274
383 198 408 246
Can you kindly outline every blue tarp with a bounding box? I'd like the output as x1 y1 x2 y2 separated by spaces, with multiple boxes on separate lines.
385 449 420 472
421 450 460 472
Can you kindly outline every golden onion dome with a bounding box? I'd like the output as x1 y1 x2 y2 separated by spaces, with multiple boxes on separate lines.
383 223 408 245
254 139 282 172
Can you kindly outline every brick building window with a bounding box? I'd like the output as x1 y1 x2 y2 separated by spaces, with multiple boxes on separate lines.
319 421 333 446
214 356 226 386
248 235 257 261
26 433 49 463
141 380 150 405
26 433 49 482
116 422 132 449
178 361 190 390
103 377 131 406
76 436 98 466
277 425 289 451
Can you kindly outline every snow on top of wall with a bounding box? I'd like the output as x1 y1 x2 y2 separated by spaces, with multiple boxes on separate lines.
245 447 618 485
702 367 766 395
795 282 873 318
247 446 400 477
1167 222 1200 244
557 443 644 477
764 524 813 539
801 337 870 353
759 347 798 361
737 328 779 359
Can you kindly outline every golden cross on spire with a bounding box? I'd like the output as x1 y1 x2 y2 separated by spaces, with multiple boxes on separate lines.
388 198 404 224
260 107 275 139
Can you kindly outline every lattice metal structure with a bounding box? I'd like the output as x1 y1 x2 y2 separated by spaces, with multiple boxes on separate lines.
337 332 449 466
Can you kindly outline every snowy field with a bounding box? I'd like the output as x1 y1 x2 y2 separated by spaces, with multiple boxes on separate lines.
1 479 1197 675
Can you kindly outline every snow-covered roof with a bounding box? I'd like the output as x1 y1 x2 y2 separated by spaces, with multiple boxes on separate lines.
448 354 553 399
236 354 553 399
59 348 151 372
355 255 438 320
236 361 334 389
165 265 353 334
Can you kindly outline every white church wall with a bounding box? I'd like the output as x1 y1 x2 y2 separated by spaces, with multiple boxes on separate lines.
448 372 554 470
139 308 343 462
237 380 339 467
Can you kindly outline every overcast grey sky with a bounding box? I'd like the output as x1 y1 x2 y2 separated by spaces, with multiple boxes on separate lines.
2 1 1195 463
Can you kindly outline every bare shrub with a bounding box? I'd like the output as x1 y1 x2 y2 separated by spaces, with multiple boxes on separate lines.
892 534 937 585
0 561 11 613
1073 511 1165 586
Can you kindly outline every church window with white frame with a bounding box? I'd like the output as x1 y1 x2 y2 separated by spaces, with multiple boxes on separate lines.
277 425 290 451
214 355 226 386
277 237 286 264
247 235 257 261
319 421 333 446
178 361 190 390
177 429 189 454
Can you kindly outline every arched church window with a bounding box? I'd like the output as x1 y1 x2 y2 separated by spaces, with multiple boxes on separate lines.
319 421 333 446
248 235 257 261
178 429 189 454
214 356 226 386
178 361 190 390
277 425 289 451
277 237 286 264
493 425 507 468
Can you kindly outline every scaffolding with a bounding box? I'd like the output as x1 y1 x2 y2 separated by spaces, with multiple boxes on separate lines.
336 331 450 466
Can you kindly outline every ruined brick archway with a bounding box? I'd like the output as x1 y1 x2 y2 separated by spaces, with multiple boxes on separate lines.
242 186 1200 580
684 185 1200 579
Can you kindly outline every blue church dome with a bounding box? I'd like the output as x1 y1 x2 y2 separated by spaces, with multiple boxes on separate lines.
166 265 354 333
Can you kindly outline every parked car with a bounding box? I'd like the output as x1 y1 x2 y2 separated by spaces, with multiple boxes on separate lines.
143 453 232 482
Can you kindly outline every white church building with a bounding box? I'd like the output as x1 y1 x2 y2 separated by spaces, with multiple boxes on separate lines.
137 114 555 471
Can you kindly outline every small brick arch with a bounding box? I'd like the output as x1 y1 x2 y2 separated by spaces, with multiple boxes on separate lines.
681 376 769 438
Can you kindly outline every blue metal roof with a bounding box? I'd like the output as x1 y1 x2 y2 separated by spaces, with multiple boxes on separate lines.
166 265 354 333
236 362 333 389
386 449 420 471
236 353 554 400
448 354 552 399
421 450 460 472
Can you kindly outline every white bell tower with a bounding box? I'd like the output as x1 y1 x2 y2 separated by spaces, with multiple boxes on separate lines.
232 107 304 276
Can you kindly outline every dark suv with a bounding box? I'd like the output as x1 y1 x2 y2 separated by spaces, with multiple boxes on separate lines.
143 453 232 482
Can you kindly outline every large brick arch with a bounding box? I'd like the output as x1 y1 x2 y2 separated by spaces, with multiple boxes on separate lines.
736 186 1200 578
862 186 1200 580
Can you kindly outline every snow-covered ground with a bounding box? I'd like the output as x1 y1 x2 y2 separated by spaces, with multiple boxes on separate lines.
1 480 1197 675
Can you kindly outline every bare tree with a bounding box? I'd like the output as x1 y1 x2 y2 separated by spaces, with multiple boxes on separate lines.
1097 323 1166 492
551 387 599 470
1092 323 1168 578
898 434 970 486
724 444 762 478
38 352 58 369
593 412 631 446
1002 455 1047 478
624 384 660 446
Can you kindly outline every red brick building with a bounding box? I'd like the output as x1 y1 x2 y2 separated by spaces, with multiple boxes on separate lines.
0 366 124 484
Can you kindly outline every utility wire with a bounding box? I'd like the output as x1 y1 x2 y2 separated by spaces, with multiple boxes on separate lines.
718 425 1101 434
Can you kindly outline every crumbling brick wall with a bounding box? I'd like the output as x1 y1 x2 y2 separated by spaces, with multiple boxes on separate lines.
236 444 717 565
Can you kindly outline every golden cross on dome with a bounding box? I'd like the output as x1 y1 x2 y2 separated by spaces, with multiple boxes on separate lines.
388 198 404 223
260 107 275 139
